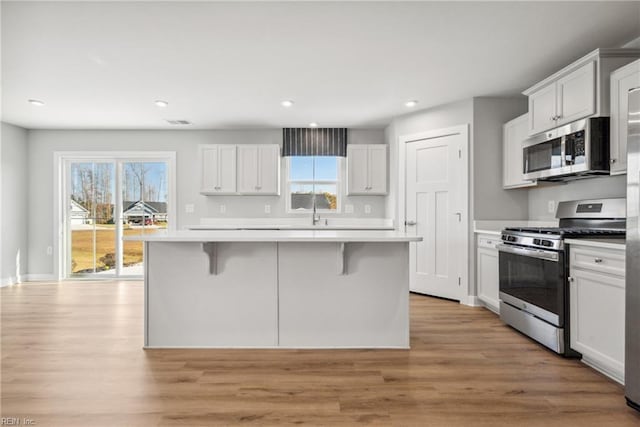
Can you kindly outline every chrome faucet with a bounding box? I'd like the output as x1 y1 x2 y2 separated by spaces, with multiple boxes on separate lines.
312 194 321 226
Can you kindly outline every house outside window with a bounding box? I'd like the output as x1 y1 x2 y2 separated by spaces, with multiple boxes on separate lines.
287 156 341 213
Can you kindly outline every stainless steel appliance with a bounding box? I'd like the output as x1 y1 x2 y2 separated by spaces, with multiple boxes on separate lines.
523 117 610 181
626 88 640 412
498 198 626 356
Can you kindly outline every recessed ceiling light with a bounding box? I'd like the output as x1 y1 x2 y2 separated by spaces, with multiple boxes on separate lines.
154 100 169 108
28 99 45 106
309 122 318 128
281 100 294 108
405 100 418 108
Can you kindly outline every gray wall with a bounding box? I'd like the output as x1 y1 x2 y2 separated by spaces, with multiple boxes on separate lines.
1 122 29 284
528 175 627 220
26 128 386 275
473 97 529 220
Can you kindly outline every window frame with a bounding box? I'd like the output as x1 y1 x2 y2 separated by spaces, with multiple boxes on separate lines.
285 156 343 214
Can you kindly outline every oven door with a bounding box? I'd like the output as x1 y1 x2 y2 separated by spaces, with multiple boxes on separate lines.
497 244 565 327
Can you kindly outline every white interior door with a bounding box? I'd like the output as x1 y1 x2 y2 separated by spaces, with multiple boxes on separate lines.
405 133 463 300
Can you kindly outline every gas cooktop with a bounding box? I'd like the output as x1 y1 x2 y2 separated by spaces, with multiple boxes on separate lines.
504 227 626 237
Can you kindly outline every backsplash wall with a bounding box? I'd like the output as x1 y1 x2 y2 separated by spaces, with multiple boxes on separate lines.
527 174 627 220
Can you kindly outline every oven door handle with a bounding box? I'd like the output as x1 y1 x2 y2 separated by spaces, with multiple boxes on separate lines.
496 244 559 262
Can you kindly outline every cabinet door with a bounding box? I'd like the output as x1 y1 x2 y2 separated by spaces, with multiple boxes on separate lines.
257 145 280 195
200 146 219 193
147 242 278 347
610 60 640 175
570 268 625 384
237 145 259 193
347 145 369 195
528 83 557 135
367 145 388 194
556 61 596 126
217 145 237 193
477 247 499 313
503 114 536 188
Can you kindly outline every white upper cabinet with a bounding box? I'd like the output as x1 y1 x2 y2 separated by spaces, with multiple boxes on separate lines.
610 59 640 175
200 145 237 195
524 48 640 136
527 61 595 135
237 145 280 195
347 144 388 195
529 83 558 135
503 113 536 189
556 61 596 125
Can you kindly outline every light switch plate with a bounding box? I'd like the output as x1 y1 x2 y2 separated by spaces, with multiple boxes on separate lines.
185 204 195 214
364 204 371 214
548 200 555 214
344 204 354 214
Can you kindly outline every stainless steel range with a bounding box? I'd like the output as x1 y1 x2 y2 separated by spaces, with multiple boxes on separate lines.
498 198 626 356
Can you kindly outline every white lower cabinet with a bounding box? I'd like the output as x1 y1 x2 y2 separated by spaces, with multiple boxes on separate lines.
476 234 500 313
569 244 626 384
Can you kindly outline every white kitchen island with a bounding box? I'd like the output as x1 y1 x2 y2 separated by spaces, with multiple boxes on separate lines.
125 230 421 349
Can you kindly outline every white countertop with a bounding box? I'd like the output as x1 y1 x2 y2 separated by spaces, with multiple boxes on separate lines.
565 238 626 250
187 224 394 230
124 230 422 243
190 217 394 231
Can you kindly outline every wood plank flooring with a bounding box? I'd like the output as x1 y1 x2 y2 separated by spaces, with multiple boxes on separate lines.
2 281 639 426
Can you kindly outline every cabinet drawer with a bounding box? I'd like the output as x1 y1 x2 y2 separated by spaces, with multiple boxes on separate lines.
570 246 625 277
477 235 500 250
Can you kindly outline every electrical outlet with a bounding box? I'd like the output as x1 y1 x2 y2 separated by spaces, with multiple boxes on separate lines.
548 200 555 214
264 204 271 214
344 204 354 214
364 204 371 214
185 204 195 214
219 204 226 214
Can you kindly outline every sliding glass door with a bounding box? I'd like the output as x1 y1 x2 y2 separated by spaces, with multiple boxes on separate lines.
64 156 171 278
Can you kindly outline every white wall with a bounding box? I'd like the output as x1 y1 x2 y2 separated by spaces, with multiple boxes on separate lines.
1 122 29 285
26 128 386 275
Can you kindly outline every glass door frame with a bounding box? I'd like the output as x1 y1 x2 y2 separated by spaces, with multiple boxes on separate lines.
54 151 176 280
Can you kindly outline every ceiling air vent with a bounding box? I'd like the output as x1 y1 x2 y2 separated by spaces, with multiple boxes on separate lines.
165 119 192 125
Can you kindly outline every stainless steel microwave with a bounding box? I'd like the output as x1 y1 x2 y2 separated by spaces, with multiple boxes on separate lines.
523 117 610 181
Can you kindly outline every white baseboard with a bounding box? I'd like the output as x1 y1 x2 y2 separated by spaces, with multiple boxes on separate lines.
462 295 483 307
1 276 20 287
23 274 57 282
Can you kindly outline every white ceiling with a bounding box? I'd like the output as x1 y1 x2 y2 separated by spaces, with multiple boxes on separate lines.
2 1 639 130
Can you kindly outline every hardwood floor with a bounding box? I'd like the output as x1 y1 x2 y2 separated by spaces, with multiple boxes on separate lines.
2 281 639 426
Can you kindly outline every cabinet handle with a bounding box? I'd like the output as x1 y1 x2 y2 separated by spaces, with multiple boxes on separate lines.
610 159 617 164
255 185 262 190
568 277 574 282
214 186 221 190
594 258 603 263
405 220 417 226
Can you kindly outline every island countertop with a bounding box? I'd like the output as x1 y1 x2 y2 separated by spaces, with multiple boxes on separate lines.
124 230 422 243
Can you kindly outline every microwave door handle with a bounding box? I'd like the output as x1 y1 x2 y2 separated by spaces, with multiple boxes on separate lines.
496 244 559 262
